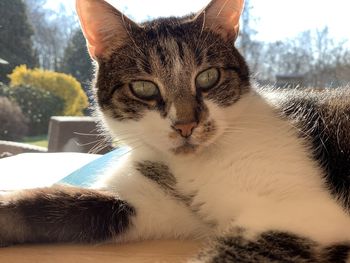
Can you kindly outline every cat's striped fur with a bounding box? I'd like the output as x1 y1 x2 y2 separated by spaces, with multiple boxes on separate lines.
1 0 350 262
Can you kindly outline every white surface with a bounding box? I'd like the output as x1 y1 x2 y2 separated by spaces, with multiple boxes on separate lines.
0 153 100 191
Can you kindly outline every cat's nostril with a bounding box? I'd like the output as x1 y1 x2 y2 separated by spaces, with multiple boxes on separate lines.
172 122 198 138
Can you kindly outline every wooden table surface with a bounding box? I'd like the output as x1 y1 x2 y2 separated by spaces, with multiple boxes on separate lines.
0 240 202 263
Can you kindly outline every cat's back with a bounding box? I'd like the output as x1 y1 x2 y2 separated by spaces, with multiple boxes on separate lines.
260 86 350 208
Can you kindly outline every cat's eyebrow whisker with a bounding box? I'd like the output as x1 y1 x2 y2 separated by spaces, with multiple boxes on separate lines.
197 37 222 58
195 11 235 58
121 16 146 60
137 59 153 73
199 11 206 38
124 53 149 66
194 27 213 60
217 0 230 18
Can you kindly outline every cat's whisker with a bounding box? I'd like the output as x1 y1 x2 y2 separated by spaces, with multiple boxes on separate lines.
88 137 114 154
73 132 108 137
88 143 110 154
112 131 144 141
76 138 110 147
113 130 143 137
112 134 144 144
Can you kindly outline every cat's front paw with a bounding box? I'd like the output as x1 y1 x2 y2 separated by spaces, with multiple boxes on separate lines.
0 199 26 247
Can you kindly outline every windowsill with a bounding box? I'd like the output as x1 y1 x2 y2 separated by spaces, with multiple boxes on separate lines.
0 240 201 263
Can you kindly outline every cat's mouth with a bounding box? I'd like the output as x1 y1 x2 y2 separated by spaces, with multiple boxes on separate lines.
171 142 198 155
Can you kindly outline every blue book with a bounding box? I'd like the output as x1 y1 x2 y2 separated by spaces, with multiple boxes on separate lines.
59 147 130 188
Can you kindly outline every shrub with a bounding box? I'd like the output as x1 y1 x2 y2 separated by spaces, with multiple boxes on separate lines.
8 85 64 135
0 82 10 97
8 65 89 116
0 96 28 141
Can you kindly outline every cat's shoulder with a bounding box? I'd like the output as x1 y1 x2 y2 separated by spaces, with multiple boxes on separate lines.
256 85 350 112
257 85 350 208
258 86 350 134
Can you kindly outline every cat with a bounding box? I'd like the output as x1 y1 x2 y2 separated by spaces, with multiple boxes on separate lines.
1 0 350 262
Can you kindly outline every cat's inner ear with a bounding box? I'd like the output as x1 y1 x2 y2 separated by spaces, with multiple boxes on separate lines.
195 0 245 41
76 0 138 59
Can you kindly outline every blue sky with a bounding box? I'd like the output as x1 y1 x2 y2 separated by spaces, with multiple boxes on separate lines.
47 0 350 43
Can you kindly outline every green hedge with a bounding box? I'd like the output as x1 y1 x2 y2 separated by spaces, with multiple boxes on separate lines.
0 83 64 135
9 85 64 135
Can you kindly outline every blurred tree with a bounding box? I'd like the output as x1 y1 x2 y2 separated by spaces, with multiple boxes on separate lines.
61 29 95 112
261 27 350 87
236 0 263 77
0 0 38 83
24 0 78 70
234 1 350 88
61 30 93 88
308 27 350 87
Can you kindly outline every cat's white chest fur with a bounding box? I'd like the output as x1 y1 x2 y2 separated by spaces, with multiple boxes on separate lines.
169 94 350 244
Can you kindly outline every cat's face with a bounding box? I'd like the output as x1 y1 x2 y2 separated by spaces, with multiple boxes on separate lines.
76 0 249 156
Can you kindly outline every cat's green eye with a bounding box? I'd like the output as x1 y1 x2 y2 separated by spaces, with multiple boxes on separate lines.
195 68 220 91
130 81 159 100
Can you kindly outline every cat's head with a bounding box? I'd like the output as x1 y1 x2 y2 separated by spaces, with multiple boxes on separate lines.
76 0 250 156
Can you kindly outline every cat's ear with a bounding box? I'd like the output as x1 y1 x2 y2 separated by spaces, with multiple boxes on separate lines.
195 0 245 41
76 0 138 59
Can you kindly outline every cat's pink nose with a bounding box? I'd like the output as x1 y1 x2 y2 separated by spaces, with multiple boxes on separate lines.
172 122 198 138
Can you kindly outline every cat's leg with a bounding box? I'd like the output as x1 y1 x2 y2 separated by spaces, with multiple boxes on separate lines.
192 228 350 263
0 178 207 247
0 186 135 246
